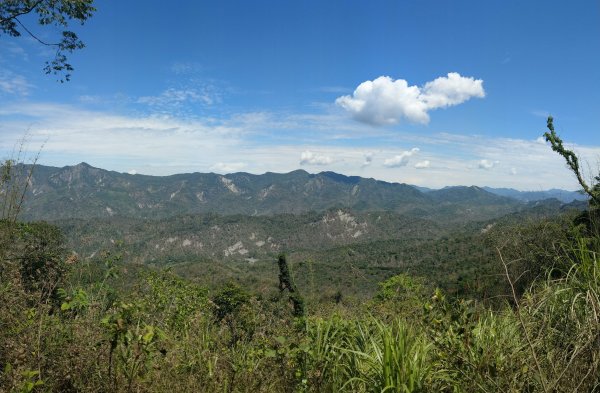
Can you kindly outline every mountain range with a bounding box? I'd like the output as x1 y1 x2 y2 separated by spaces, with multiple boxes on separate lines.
16 162 585 222
10 162 587 298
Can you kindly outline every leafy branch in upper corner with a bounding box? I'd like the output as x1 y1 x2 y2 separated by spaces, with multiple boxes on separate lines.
544 116 600 207
0 0 96 82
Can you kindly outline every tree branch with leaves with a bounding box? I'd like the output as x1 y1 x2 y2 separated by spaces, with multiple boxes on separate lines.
0 0 95 82
544 116 600 207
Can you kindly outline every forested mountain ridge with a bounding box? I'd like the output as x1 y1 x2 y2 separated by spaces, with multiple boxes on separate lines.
56 209 443 263
17 162 579 222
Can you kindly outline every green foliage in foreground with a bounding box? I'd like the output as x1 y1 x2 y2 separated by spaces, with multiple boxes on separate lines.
1 119 599 392
1 213 600 392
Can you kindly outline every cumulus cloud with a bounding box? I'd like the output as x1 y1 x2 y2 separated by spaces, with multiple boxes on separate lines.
383 148 420 168
210 162 247 173
420 73 485 108
336 73 485 125
414 160 430 169
478 159 499 170
300 150 333 166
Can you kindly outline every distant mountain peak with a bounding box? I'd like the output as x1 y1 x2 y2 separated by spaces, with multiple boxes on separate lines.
481 186 587 204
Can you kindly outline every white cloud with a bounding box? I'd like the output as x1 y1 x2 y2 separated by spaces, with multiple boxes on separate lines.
138 87 216 107
127 169 137 175
509 167 517 175
78 95 103 104
209 162 247 173
1 102 599 191
478 159 499 170
1 42 29 61
0 102 245 174
0 71 33 96
300 150 333 166
415 160 430 169
384 148 420 167
420 73 485 109
336 73 484 125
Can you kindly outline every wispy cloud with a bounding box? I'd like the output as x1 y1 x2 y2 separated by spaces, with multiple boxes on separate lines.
138 87 219 108
0 42 29 61
135 64 229 116
1 102 599 190
0 102 244 172
336 73 485 125
0 71 33 96
170 62 204 75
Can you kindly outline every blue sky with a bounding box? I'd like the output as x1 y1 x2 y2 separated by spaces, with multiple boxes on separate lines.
1 0 599 190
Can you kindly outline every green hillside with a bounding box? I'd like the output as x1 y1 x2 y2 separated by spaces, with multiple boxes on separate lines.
18 163 523 221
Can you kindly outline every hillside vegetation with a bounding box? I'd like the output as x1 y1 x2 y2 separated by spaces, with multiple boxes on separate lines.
1 119 599 392
20 163 547 222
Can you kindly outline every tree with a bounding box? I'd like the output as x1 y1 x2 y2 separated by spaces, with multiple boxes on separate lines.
277 254 305 318
544 116 600 240
544 116 600 207
0 0 95 82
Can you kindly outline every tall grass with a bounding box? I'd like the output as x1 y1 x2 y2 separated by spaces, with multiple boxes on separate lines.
304 317 431 392
519 237 600 392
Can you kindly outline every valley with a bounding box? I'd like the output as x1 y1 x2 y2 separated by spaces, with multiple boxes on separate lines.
17 163 586 301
